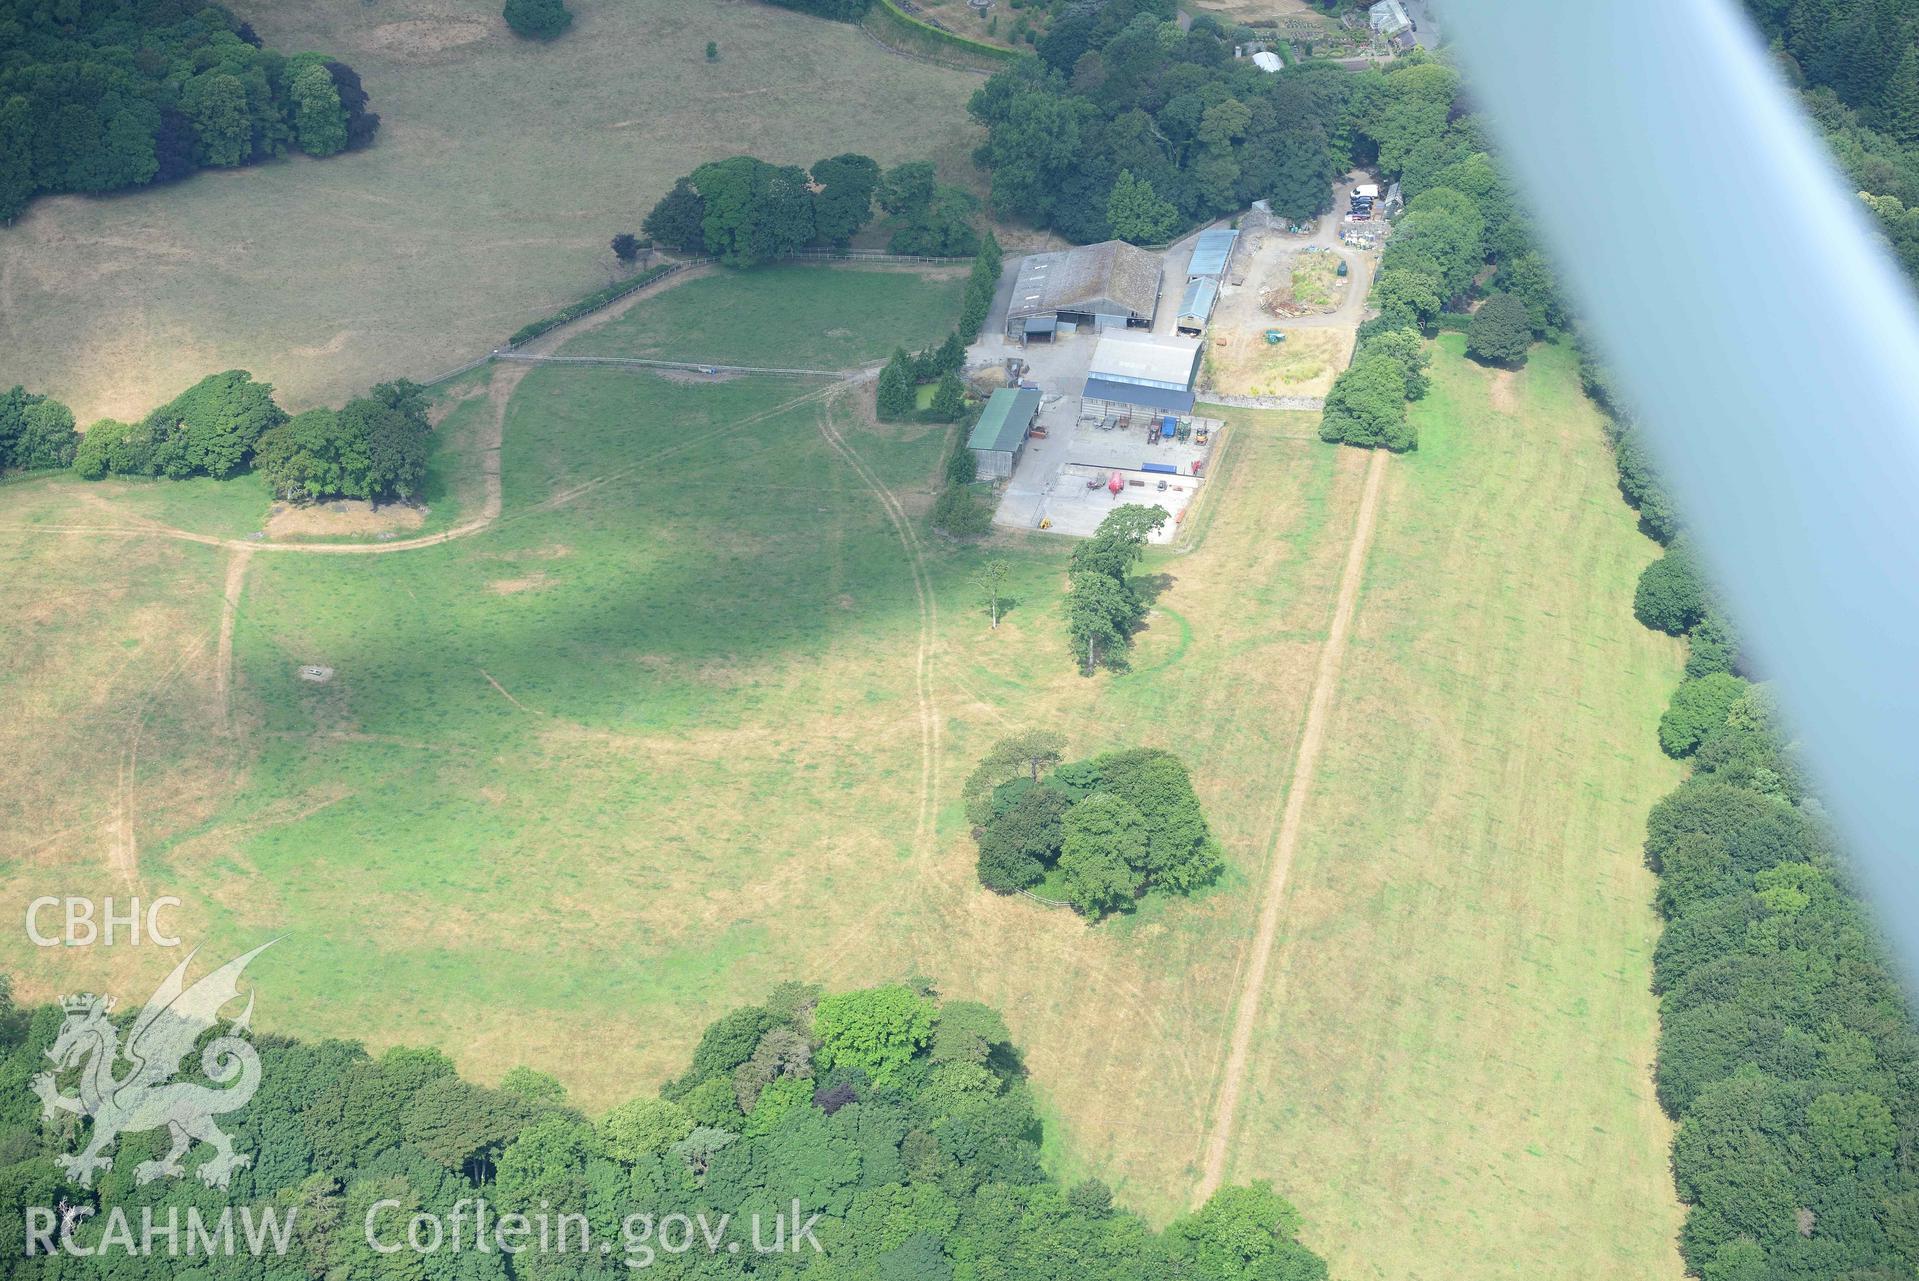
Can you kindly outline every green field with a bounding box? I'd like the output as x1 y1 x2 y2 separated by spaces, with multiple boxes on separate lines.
1223 339 1687 1278
0 273 1684 1276
562 265 969 370
0 0 982 423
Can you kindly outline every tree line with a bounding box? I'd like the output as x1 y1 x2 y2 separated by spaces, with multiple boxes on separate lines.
1582 341 1919 1276
642 153 981 268
0 0 377 223
1743 0 1919 281
0 975 1329 1278
965 731 1225 916
1 371 433 505
1318 58 1564 451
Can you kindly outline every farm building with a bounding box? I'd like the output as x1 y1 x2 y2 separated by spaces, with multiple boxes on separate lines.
1251 50 1282 72
1369 0 1411 36
1005 241 1162 342
1186 228 1240 281
1090 331 1202 390
1081 332 1201 419
1177 278 1220 336
968 387 1043 479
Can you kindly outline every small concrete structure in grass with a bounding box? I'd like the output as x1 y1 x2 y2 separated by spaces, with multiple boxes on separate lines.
967 387 1043 480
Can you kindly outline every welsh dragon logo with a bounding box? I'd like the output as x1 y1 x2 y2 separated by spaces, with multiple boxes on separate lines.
33 942 274 1189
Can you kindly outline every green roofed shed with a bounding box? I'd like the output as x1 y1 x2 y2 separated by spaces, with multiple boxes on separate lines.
967 387 1043 479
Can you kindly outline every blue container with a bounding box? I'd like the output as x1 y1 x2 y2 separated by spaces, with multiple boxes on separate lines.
1142 462 1177 475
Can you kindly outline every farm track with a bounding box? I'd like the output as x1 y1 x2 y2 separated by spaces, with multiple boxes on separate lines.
1193 445 1390 1204
810 389 942 874
0 360 859 557
216 547 252 735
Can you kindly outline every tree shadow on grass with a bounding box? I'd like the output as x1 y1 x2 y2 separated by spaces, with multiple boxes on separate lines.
1130 572 1176 608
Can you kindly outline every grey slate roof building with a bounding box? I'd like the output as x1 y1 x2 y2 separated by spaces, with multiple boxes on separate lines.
1005 241 1162 339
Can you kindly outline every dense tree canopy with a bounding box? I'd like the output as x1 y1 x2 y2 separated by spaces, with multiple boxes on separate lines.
1466 292 1533 366
0 0 376 221
1635 539 1710 635
968 736 1224 915
254 379 433 503
810 152 883 248
0 978 1328 1277
0 385 76 472
643 153 905 264
966 7 1349 242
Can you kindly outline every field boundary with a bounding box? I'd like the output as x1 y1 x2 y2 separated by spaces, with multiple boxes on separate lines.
421 254 978 389
1192 445 1390 1204
493 353 858 378
859 1 1017 73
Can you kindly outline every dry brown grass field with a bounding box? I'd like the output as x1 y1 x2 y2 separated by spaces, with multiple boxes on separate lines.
0 0 982 422
0 261 1684 1276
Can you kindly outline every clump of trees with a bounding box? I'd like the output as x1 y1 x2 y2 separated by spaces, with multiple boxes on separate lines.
1313 59 1564 450
0 974 1329 1277
0 387 77 473
66 371 433 504
966 9 1348 242
644 153 889 266
930 482 993 537
504 0 573 39
254 380 434 503
1317 327 1429 451
964 731 1225 917
877 335 966 422
0 0 376 222
1065 504 1167 671
72 370 285 481
877 160 981 256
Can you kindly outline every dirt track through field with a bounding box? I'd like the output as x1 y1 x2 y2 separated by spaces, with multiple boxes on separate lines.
1193 445 1390 1204
216 548 253 735
810 391 941 867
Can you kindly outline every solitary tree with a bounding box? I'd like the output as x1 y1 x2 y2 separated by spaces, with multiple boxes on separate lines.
705 40 719 61
1064 570 1136 673
973 557 1010 629
611 233 641 264
1635 540 1709 635
503 0 572 39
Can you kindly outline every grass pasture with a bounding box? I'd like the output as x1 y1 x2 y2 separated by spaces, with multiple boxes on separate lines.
559 265 969 370
1222 339 1686 1278
0 265 1686 1279
0 0 982 422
